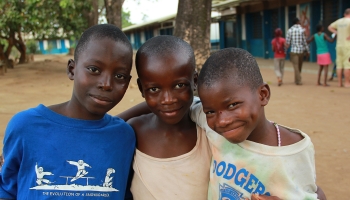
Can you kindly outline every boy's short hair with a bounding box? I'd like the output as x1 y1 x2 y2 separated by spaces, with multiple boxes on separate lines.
135 35 195 72
74 24 132 62
198 48 263 90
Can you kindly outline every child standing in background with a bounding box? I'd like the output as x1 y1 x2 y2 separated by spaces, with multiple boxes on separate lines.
307 24 336 86
271 28 286 86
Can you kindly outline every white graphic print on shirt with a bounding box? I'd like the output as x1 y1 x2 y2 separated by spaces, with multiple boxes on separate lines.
30 159 118 193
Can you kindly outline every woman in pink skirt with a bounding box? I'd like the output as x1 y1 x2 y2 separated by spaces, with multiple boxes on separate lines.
307 24 336 86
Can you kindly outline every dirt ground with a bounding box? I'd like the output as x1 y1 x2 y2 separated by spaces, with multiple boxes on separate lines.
0 54 349 199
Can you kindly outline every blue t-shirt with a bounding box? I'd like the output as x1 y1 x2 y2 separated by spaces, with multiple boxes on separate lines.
0 104 135 199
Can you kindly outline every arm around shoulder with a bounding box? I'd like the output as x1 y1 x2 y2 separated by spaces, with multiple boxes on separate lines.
117 101 151 121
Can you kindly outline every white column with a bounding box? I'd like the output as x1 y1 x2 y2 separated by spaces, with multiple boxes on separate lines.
64 39 70 49
285 6 289 33
56 40 61 49
43 40 48 50
241 14 246 40
140 31 146 44
153 28 159 37
296 4 300 19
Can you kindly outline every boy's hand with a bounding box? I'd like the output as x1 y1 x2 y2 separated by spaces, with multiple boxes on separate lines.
246 194 281 200
316 186 327 200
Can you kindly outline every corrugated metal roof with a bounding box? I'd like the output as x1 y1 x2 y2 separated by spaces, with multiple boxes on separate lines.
212 0 240 9
123 13 177 32
122 0 244 32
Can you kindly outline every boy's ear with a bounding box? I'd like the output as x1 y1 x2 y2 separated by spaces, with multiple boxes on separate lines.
193 71 198 91
259 83 270 106
67 59 75 80
136 78 144 98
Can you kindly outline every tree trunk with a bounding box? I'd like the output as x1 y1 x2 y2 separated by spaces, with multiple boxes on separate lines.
0 45 13 71
84 0 99 29
3 31 15 69
0 44 7 74
16 43 26 64
14 30 26 64
174 0 212 72
104 0 124 28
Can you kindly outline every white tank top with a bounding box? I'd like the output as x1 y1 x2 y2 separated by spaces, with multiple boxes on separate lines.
130 125 212 200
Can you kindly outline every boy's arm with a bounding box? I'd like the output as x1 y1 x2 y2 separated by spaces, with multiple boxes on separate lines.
247 186 325 200
248 194 281 200
0 122 22 199
190 97 208 129
117 102 151 121
316 186 327 200
302 33 310 54
285 31 291 49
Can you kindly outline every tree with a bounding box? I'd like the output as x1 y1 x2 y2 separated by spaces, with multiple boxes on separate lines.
174 0 212 72
83 0 99 28
104 0 124 28
0 0 90 70
122 10 133 28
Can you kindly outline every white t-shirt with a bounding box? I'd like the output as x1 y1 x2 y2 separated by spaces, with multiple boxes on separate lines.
330 17 350 47
190 102 318 200
130 125 212 200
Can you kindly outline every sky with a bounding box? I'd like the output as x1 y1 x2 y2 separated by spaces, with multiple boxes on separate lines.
123 0 179 24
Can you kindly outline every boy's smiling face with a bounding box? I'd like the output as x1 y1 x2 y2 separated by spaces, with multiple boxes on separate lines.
68 38 132 120
199 79 269 144
137 52 196 125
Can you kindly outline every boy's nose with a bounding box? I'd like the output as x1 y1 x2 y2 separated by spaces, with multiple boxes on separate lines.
98 75 113 91
160 90 176 104
216 112 233 128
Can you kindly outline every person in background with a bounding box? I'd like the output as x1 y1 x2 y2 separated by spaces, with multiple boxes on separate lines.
271 28 286 86
328 8 350 87
286 17 310 85
307 24 336 86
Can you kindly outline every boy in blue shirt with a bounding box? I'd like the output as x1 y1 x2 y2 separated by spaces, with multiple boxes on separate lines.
0 24 135 199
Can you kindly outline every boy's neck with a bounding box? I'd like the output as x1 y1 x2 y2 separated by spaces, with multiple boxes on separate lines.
246 117 278 146
48 101 105 120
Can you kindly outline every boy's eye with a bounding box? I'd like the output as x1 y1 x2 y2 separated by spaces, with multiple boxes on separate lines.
115 74 126 79
228 102 239 108
87 66 100 74
175 83 185 89
149 87 159 92
204 110 215 116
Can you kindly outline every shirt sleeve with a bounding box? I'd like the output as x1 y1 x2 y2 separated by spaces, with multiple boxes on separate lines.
302 32 310 53
0 116 23 199
286 30 291 45
190 98 207 129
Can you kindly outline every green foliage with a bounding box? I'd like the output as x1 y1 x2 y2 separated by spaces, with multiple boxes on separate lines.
0 0 91 40
26 40 38 54
122 10 133 28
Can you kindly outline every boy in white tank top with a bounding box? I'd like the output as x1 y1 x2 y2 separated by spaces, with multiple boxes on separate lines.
119 35 211 200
